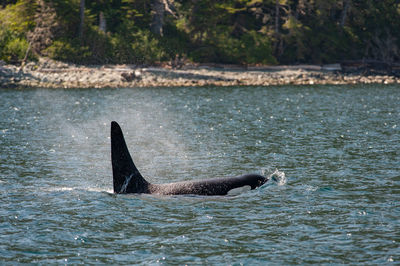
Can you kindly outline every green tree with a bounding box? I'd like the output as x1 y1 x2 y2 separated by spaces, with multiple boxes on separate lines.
0 0 35 63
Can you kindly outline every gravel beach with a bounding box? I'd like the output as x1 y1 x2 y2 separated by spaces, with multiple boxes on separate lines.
1 58 399 89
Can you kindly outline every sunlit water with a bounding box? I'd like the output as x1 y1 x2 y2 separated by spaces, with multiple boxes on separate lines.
0 85 399 264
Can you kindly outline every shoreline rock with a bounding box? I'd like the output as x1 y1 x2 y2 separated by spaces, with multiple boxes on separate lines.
1 59 399 89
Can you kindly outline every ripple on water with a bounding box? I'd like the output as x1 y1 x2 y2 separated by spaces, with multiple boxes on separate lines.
0 85 399 264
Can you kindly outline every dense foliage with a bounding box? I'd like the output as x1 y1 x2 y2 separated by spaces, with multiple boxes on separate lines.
1 0 400 65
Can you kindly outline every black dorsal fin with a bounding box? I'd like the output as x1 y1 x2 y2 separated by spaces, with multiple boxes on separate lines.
111 121 148 193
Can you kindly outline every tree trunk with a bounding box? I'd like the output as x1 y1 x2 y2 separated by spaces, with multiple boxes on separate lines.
99 11 106 32
340 0 351 28
79 0 85 40
295 0 305 20
275 0 280 34
151 0 165 36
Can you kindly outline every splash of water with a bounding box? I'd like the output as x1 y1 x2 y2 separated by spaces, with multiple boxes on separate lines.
270 169 287 186
30 89 191 191
261 168 287 186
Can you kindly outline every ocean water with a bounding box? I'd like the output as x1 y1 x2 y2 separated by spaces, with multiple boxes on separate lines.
0 85 399 264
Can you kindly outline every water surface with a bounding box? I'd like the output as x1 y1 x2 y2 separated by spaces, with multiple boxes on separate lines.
0 85 399 264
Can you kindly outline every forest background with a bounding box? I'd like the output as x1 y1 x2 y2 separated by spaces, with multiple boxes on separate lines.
1 0 399 66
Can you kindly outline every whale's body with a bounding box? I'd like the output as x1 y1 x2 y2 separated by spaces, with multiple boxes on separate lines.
111 121 268 195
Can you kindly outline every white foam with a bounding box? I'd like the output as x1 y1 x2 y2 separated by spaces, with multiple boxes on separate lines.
270 169 287 186
262 168 287 186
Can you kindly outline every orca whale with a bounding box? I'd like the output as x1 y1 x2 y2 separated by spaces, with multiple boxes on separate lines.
111 121 268 195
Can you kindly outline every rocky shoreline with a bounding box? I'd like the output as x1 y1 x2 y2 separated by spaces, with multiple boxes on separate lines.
1 58 400 89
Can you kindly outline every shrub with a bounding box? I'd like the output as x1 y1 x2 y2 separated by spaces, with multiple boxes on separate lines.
45 40 91 64
112 29 170 64
0 0 36 63
240 30 277 65
4 37 29 63
0 34 35 63
130 30 167 64
189 28 276 65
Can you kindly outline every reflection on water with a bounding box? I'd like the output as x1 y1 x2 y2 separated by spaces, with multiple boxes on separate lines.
0 85 399 264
